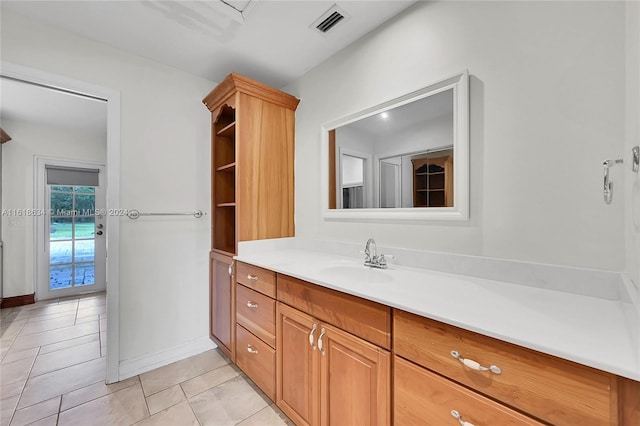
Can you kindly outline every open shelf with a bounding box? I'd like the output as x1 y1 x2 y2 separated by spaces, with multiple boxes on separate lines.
216 162 236 173
212 104 237 254
217 122 236 138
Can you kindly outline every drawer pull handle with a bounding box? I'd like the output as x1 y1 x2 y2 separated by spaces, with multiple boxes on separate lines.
247 344 259 354
309 324 317 350
451 410 475 426
450 351 502 374
246 301 258 308
318 327 327 356
247 274 259 281
227 264 234 277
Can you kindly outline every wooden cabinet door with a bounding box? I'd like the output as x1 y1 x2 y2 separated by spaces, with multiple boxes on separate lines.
210 252 234 360
276 303 319 426
319 323 390 426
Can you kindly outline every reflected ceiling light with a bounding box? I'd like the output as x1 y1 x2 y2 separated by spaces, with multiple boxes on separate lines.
381 112 389 119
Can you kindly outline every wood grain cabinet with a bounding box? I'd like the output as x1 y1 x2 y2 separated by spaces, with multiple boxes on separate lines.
202 73 299 361
393 309 635 426
234 262 277 400
208 252 234 360
276 276 391 426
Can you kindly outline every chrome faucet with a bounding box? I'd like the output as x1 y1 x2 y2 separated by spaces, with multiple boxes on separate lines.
363 238 393 269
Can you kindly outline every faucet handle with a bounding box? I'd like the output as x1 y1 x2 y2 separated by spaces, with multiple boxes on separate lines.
378 253 395 267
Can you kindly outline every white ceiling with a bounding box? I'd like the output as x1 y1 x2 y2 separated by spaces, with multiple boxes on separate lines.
0 0 416 133
1 0 417 89
0 77 108 134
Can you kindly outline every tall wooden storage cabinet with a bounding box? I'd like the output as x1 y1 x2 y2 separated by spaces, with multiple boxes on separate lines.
203 73 299 360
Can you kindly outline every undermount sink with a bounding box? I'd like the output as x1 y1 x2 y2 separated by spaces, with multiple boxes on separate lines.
317 262 394 284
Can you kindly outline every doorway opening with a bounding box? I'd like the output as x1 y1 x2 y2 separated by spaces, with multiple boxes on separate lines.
1 62 121 383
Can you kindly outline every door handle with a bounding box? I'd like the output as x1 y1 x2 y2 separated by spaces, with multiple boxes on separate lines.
95 231 103 236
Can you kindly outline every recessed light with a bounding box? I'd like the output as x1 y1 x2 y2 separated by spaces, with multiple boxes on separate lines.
381 112 389 119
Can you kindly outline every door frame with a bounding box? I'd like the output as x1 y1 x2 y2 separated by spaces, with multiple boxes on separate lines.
1 61 121 384
35 157 106 299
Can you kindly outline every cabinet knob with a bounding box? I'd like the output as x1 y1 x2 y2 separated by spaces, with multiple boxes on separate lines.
450 351 502 375
246 301 258 309
308 324 317 350
247 274 258 281
451 410 475 426
247 344 258 355
318 327 326 356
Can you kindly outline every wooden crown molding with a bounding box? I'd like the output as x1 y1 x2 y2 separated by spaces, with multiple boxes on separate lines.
203 72 300 112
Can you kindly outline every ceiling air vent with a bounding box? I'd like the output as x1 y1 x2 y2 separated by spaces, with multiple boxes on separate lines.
312 5 350 35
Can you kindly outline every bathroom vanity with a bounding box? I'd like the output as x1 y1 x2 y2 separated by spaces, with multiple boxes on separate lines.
230 238 640 426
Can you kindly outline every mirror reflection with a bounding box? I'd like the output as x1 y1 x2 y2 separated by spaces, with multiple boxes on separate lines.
329 88 455 209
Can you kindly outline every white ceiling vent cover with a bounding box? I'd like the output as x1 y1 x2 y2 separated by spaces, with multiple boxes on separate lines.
312 5 350 34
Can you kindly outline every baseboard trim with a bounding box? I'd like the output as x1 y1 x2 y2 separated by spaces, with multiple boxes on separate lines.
1 293 35 309
118 336 218 381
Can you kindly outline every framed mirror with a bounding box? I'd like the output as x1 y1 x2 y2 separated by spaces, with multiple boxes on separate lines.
321 70 469 221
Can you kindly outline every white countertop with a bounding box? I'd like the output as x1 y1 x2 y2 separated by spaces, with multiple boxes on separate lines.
235 238 640 381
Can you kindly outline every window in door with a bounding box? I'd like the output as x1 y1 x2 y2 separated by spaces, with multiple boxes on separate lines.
49 185 97 289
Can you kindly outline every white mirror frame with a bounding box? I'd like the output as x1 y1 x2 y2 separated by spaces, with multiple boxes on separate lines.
321 70 469 221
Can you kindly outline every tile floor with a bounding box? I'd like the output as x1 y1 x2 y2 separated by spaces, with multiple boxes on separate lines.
1 292 292 426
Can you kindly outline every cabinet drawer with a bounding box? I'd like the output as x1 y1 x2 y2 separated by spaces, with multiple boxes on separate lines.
394 310 617 425
236 262 276 298
236 324 276 401
395 356 542 426
236 284 276 347
277 274 391 349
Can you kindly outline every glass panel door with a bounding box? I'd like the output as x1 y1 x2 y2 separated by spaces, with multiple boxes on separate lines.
49 186 96 290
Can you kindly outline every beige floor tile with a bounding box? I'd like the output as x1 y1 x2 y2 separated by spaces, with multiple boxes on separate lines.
13 303 78 321
77 297 105 309
18 357 105 409
39 333 99 355
1 308 15 319
146 384 185 415
236 404 292 426
30 340 101 378
1 347 38 365
180 363 240 398
140 349 229 396
19 315 76 336
61 375 140 411
0 358 34 385
26 312 76 324
0 380 25 400
58 383 149 426
0 394 19 426
189 376 270 426
11 322 98 352
28 414 58 426
134 400 199 426
74 315 99 325
10 396 60 426
1 319 27 338
0 347 9 363
76 305 106 320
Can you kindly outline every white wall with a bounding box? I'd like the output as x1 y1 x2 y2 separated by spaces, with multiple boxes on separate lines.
626 0 640 289
286 1 629 271
1 10 214 362
1 119 106 298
